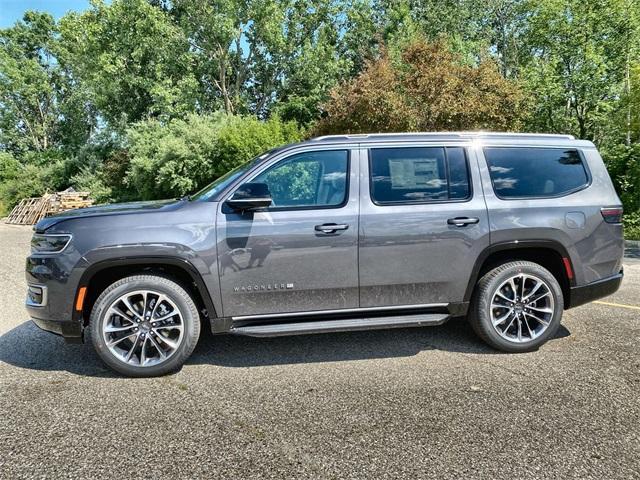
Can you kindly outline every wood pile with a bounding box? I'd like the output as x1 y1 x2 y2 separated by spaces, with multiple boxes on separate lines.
5 191 94 225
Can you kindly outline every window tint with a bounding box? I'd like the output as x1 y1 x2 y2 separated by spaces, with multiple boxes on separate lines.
484 147 588 198
251 150 348 208
369 147 471 204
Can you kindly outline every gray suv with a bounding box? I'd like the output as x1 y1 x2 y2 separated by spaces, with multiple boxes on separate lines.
26 132 624 376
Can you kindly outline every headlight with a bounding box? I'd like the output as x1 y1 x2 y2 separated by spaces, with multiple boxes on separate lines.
31 233 72 253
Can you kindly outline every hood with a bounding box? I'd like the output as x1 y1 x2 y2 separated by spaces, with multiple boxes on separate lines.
35 199 184 232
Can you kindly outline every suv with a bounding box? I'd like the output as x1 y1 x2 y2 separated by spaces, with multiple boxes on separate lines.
26 132 624 376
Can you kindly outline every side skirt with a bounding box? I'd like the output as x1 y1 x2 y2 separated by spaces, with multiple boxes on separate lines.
208 302 468 335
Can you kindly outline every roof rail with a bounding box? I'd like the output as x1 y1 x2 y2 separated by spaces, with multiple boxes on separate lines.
310 131 576 142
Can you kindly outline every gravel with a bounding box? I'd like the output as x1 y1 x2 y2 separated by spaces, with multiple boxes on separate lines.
1 223 638 479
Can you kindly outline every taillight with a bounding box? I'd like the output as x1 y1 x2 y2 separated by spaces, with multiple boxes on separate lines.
601 207 623 224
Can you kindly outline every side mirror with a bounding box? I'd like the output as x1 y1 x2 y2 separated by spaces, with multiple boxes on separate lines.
226 182 272 211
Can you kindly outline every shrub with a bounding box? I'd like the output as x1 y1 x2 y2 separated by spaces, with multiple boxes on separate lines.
126 113 303 200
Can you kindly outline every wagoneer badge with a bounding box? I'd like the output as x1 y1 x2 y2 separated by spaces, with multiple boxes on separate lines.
234 283 294 292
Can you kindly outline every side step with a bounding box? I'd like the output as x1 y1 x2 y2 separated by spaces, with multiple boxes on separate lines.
230 313 449 338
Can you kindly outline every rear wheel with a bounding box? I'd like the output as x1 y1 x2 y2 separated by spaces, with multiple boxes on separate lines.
89 275 201 377
469 261 563 352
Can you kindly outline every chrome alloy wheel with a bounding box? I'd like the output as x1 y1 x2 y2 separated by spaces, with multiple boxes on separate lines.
489 273 555 343
102 290 185 367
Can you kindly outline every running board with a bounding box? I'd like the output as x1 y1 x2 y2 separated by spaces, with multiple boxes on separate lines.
230 313 449 337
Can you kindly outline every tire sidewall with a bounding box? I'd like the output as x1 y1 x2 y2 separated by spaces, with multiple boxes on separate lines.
89 276 200 377
474 262 564 352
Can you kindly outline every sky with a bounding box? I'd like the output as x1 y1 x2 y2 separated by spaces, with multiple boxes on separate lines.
0 0 93 28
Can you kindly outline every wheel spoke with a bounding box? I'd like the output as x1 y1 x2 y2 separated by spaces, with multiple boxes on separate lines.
523 279 543 302
516 316 523 341
153 331 179 349
125 334 140 362
153 311 178 323
508 278 518 300
495 291 513 303
527 305 553 314
140 336 148 365
502 315 517 334
154 323 183 331
150 294 167 319
493 309 513 325
148 335 167 358
527 292 550 305
524 311 549 326
107 332 136 347
522 315 534 338
121 296 143 320
105 324 137 333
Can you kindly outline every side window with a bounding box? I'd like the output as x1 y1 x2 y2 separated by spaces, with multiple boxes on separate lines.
369 147 471 204
484 147 588 199
252 150 349 208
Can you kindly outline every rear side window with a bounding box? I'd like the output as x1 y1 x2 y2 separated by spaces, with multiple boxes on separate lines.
369 147 471 204
484 147 589 199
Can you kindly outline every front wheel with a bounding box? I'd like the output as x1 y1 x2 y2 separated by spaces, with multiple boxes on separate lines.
469 261 564 352
89 275 201 377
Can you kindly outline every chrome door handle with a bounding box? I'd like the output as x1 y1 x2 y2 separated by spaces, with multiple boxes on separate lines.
315 223 349 234
447 217 479 227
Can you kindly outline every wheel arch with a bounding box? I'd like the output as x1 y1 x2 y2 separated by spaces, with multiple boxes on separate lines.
464 240 575 308
74 257 217 326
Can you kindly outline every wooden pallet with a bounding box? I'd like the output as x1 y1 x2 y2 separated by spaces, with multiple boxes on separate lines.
5 195 52 225
5 191 94 225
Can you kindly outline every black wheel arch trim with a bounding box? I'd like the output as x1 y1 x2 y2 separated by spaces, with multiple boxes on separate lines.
73 256 217 324
463 240 576 302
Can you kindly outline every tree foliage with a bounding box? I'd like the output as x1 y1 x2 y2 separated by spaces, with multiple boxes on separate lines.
315 39 527 134
0 0 639 230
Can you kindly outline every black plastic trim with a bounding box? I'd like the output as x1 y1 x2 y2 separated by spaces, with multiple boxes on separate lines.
75 256 217 324
567 271 623 309
463 240 575 302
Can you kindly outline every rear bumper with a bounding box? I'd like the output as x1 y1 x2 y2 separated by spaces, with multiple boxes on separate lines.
567 270 623 309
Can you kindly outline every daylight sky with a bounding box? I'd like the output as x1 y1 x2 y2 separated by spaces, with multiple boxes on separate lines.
0 0 93 28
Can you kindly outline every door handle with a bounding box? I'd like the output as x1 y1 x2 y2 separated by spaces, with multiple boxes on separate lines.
315 223 349 234
447 217 479 227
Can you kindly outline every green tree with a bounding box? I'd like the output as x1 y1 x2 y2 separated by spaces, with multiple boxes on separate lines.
0 11 94 154
521 0 636 142
59 0 198 127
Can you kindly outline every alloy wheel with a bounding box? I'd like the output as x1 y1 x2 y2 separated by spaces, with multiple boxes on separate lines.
489 273 555 344
101 290 185 367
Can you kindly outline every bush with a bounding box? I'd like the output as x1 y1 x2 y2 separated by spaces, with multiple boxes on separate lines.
0 151 67 215
126 114 303 200
624 211 640 241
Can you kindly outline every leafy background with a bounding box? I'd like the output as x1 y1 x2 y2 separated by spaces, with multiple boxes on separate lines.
0 0 639 237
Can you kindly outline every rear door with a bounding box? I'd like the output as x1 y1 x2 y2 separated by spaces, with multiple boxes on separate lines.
216 146 360 317
358 143 490 307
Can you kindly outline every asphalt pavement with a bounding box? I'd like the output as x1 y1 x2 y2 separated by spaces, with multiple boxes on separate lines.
1 223 638 479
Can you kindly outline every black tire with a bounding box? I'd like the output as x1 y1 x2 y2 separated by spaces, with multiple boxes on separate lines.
88 275 201 377
468 261 563 353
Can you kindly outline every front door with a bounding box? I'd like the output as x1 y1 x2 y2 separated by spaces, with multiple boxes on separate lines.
358 144 490 307
216 147 360 317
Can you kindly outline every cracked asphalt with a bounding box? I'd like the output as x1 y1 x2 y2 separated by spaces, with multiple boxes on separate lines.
1 223 638 479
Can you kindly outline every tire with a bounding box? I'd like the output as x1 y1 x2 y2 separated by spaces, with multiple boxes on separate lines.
468 261 563 353
88 275 201 377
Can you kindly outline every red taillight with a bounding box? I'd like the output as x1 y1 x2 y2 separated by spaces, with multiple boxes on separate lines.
601 207 623 224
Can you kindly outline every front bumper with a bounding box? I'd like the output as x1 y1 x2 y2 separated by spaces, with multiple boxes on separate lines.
26 252 88 342
567 270 623 309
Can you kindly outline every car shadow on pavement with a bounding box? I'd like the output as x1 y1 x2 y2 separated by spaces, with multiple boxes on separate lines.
0 318 571 375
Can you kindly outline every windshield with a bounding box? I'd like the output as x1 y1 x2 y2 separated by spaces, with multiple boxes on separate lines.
191 150 275 201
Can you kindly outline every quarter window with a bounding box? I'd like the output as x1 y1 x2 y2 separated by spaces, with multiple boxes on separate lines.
369 147 471 204
484 147 588 198
251 150 348 208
